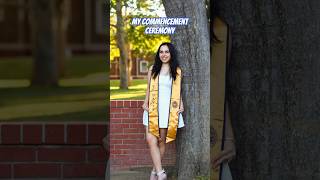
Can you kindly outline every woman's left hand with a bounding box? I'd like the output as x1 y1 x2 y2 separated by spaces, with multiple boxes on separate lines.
212 139 236 169
177 106 184 114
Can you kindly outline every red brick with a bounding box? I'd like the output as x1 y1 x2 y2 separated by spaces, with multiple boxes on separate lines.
123 101 131 107
63 163 105 178
1 125 21 144
110 149 123 155
111 128 123 134
113 113 129 118
0 164 11 178
110 101 117 107
137 108 144 114
137 101 144 107
122 118 140 123
110 139 121 144
67 125 86 144
114 155 130 159
0 147 35 161
110 134 129 139
88 124 107 144
114 144 136 149
110 117 122 123
14 164 60 178
23 125 42 144
38 147 86 162
88 147 107 162
111 124 129 129
123 128 141 133
130 101 138 107
121 108 137 113
123 139 146 144
110 108 122 113
129 124 144 128
129 113 143 118
45 124 65 144
116 101 124 107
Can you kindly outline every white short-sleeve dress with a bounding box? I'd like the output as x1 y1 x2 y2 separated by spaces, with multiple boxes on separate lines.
143 74 185 128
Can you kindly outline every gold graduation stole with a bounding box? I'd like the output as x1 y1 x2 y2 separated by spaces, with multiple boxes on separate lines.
148 68 182 143
211 17 231 180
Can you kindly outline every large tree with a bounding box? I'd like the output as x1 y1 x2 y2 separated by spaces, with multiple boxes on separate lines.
163 0 211 179
29 0 58 86
214 0 320 179
29 0 69 86
111 0 169 89
115 0 129 89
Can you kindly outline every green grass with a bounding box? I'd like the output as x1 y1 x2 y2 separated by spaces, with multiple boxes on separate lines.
110 79 147 100
0 54 108 122
0 85 108 122
0 54 107 79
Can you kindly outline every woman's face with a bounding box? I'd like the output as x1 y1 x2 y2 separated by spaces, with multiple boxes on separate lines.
159 45 171 64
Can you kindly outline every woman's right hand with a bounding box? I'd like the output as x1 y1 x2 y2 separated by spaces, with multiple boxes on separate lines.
142 102 149 112
212 139 236 169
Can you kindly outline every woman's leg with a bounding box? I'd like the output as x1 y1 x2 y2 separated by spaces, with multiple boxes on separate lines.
150 128 167 172
159 128 167 159
146 127 162 172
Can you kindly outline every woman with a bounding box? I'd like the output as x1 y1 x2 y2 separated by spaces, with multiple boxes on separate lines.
142 42 185 180
211 16 236 180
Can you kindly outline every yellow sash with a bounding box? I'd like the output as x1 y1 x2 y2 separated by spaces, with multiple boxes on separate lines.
148 68 182 143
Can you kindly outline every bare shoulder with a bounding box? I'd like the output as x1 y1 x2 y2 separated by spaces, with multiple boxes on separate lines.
149 65 153 71
177 67 182 74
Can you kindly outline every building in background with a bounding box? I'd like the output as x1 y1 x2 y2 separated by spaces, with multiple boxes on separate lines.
110 56 152 80
0 0 107 56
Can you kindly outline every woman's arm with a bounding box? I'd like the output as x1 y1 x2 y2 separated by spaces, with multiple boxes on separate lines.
212 101 236 169
224 101 235 141
142 65 153 111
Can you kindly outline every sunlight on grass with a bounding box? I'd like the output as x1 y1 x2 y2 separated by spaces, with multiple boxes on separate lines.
0 79 30 88
0 100 104 120
60 72 107 86
110 79 147 100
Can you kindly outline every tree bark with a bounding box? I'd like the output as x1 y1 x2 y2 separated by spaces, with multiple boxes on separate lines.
163 1 210 179
29 0 58 86
54 0 70 78
214 0 320 179
116 0 128 89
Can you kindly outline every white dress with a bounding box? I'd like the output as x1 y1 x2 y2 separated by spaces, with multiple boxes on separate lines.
143 74 185 128
221 163 233 180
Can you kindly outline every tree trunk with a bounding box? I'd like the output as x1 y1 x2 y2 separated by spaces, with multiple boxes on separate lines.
163 1 210 179
54 0 70 78
127 43 133 86
214 0 320 179
29 0 58 86
116 0 128 89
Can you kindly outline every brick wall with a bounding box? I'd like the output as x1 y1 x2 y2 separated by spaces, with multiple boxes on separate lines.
0 123 107 179
110 100 176 170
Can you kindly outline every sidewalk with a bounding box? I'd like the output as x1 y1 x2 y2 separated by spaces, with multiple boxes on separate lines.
111 170 150 180
110 166 176 180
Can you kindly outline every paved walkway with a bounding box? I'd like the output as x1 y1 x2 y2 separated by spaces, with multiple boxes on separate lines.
110 166 176 180
111 170 150 180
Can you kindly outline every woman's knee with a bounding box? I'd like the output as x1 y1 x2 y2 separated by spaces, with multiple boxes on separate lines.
146 133 157 146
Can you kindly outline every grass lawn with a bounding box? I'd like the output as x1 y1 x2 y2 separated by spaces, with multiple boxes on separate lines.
0 54 107 79
0 54 108 122
110 79 147 100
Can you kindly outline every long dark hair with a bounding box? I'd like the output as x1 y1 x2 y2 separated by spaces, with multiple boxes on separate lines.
152 42 180 81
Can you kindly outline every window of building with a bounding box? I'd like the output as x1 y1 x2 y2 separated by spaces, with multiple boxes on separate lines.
140 60 149 73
